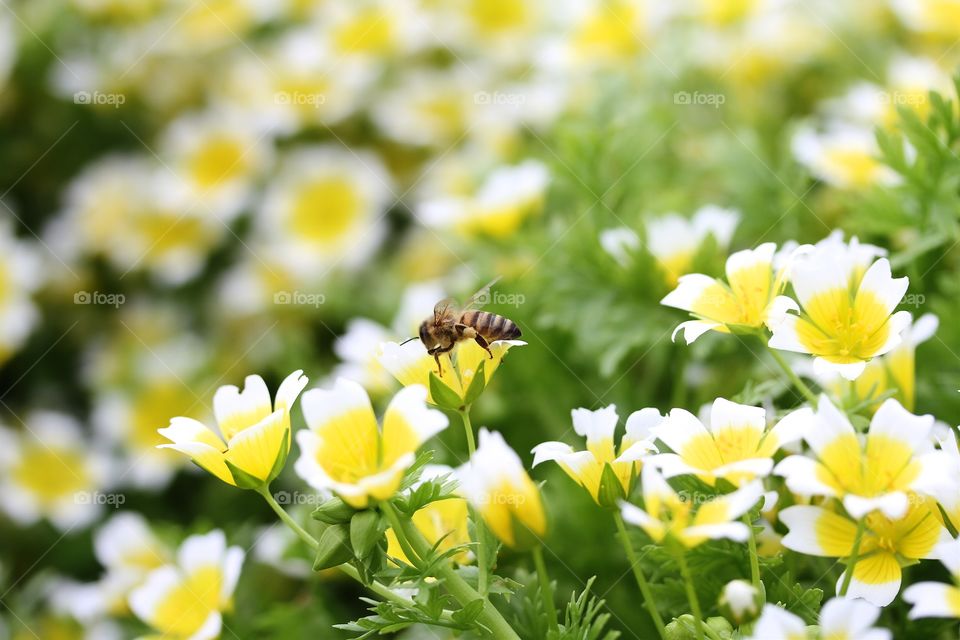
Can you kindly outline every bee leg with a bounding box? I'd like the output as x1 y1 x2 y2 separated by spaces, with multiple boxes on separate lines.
427 344 455 376
474 334 494 359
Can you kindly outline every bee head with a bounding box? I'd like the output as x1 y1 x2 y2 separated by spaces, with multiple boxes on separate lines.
418 321 431 347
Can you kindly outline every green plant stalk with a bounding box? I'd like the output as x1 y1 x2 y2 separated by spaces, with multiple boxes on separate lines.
255 486 411 607
459 407 490 595
532 545 558 633
382 501 521 640
766 345 819 405
677 550 706 640
742 512 761 591
613 512 667 639
839 517 868 596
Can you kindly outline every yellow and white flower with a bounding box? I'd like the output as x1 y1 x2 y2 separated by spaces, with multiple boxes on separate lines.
662 242 803 344
749 597 890 640
532 405 658 505
94 373 208 490
0 412 109 532
815 313 938 412
931 431 960 531
129 530 244 640
647 206 739 286
158 109 273 221
769 250 911 380
385 465 472 565
418 160 550 238
158 0 274 55
51 155 225 285
332 281 445 395
903 536 960 620
294 380 447 508
0 220 42 364
649 398 805 487
258 146 392 278
458 429 547 549
318 0 425 60
371 67 476 148
159 370 308 488
51 513 171 622
620 465 763 548
792 123 900 189
780 497 949 606
378 338 524 407
775 396 948 519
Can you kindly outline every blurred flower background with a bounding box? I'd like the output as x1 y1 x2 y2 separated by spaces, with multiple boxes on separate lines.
2 0 960 638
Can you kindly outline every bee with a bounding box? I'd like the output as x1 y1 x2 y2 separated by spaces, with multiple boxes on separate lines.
411 278 521 375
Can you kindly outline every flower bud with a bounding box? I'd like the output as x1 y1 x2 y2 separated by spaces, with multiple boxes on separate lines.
718 579 762 625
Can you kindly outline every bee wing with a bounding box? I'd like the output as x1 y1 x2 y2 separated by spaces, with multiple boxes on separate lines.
462 276 502 311
433 298 459 323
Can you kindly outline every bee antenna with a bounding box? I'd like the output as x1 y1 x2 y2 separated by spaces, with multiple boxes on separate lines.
399 336 418 345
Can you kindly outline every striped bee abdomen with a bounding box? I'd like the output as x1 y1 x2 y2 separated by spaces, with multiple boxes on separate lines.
460 310 522 341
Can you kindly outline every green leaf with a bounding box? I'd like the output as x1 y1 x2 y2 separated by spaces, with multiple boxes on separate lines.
451 598 486 625
266 428 290 485
596 462 627 508
313 524 354 571
429 371 463 409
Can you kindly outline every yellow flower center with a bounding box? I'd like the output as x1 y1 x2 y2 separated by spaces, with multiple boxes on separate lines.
469 0 529 34
133 382 202 450
796 289 892 363
13 445 90 504
288 177 363 245
333 9 396 55
574 2 641 60
187 136 250 189
816 433 919 497
822 148 883 188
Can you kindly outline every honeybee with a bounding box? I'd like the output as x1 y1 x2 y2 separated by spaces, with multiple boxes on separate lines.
412 278 521 375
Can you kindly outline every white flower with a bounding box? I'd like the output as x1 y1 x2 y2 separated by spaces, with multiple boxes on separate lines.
129 530 244 640
903 536 960 620
0 220 42 363
258 146 393 278
0 412 110 532
792 123 900 189
719 579 760 623
646 205 739 285
749 597 890 640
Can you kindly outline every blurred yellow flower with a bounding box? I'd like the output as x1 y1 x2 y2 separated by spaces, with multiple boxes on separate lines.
458 429 547 549
159 370 308 488
620 465 763 549
378 338 524 407
646 206 739 286
775 396 949 519
129 530 244 640
769 253 911 380
792 124 899 190
532 405 658 506
781 497 949 606
294 380 448 508
0 413 109 532
662 242 801 344
650 398 804 487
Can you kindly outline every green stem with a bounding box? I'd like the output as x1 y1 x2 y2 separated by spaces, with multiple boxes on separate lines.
459 408 477 456
742 513 761 592
613 512 667 639
256 487 410 607
532 545 558 633
767 346 819 405
839 518 867 596
382 501 521 640
678 551 706 640
459 408 489 595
